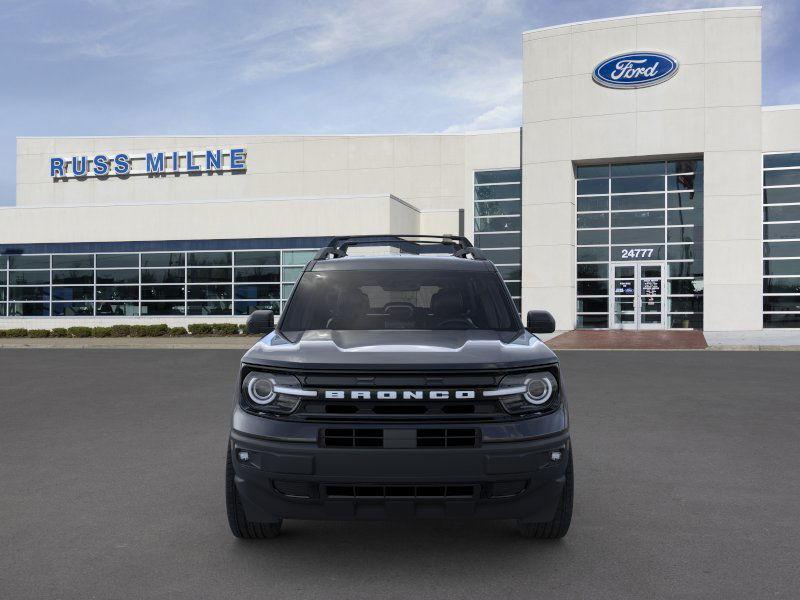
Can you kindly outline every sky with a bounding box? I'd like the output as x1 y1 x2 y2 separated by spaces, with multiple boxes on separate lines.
1 0 798 206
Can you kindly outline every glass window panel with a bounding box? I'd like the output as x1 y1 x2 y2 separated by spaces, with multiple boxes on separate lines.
474 184 521 200
764 241 800 258
187 301 232 315
577 247 609 262
576 179 608 195
667 174 700 191
611 228 664 244
577 298 608 312
234 266 280 282
187 251 232 266
96 269 138 284
669 297 703 312
234 285 280 300
497 265 521 280
9 255 49 269
764 153 800 168
611 194 664 210
10 287 50 301
52 302 93 317
611 210 664 228
763 296 800 312
764 170 800 187
764 314 800 327
577 230 608 245
482 249 521 264
96 254 137 268
187 284 233 300
52 270 93 284
763 187 800 204
764 223 800 240
667 227 694 243
140 302 185 316
141 268 185 284
8 302 49 316
667 245 694 261
52 254 93 269
282 267 304 283
764 205 800 222
96 302 139 316
577 196 608 212
141 253 185 267
668 279 703 295
10 270 50 285
577 213 608 229
763 278 800 294
504 282 521 296
668 262 696 277
611 246 665 261
611 176 663 194
474 216 521 232
611 162 664 177
0 288 4 301
667 191 703 209
141 285 185 300
577 281 608 295
474 200 521 216
283 250 316 265
0 272 5 287
667 160 702 174
667 209 698 226
234 251 280 266
576 165 608 178
670 314 703 329
763 259 800 276
0 255 6 269
235 300 281 315
95 286 138 301
282 283 295 299
0 304 5 315
187 267 231 283
53 286 94 301
475 232 521 248
577 315 608 328
474 170 520 184
577 264 608 279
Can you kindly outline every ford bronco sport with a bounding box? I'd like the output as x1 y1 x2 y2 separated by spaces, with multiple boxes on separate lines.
226 235 572 539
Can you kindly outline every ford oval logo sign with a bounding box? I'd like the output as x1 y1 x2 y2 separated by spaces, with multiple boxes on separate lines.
593 52 679 89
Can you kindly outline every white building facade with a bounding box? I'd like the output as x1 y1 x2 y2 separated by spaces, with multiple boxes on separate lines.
2 6 799 333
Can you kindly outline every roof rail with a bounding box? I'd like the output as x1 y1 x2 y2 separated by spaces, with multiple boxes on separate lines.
313 234 486 261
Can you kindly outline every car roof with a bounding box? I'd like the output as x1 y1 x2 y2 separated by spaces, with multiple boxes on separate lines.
310 253 494 272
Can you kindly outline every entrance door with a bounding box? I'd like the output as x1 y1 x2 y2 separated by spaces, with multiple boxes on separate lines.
610 262 666 330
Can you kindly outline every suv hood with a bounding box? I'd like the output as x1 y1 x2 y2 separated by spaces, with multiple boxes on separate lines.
242 329 557 371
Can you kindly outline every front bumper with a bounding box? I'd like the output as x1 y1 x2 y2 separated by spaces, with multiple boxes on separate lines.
230 417 570 522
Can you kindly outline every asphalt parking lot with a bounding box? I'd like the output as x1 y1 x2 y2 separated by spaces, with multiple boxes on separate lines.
1 349 799 599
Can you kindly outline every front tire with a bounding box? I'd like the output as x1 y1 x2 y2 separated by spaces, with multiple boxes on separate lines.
226 447 282 539
517 453 573 539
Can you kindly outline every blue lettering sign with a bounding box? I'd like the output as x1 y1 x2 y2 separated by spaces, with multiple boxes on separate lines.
50 158 65 177
593 52 678 89
171 151 180 172
72 156 88 177
206 149 221 170
230 148 246 170
186 150 200 172
113 153 130 175
146 152 165 173
93 154 109 176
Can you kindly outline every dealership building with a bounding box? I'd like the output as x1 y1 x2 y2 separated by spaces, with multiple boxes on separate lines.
2 6 799 333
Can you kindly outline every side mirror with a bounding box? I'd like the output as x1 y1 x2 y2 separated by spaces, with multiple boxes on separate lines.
526 310 555 334
247 310 275 335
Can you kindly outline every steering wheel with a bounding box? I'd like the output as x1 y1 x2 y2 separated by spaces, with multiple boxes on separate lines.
435 318 476 329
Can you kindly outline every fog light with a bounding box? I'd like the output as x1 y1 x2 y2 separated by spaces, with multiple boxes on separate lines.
237 450 250 462
550 450 562 462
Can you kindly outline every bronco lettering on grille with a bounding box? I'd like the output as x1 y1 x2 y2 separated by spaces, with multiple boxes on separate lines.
323 390 476 400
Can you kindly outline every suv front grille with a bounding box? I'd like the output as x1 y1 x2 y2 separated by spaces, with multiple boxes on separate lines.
321 427 479 448
323 484 478 499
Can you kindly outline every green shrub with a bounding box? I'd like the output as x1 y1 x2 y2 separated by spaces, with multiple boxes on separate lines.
67 326 92 338
28 329 51 338
5 328 29 337
188 323 214 336
129 325 149 337
168 326 188 336
212 323 239 336
109 324 132 337
147 324 169 337
92 327 113 338
50 328 69 338
0 330 6 338
237 323 249 335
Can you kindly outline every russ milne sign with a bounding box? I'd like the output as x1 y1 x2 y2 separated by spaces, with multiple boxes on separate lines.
50 148 246 179
593 52 678 89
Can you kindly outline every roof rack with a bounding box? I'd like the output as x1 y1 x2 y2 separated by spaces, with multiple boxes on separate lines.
313 234 486 261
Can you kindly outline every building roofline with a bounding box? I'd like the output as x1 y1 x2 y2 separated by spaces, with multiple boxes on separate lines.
763 104 800 112
522 5 761 36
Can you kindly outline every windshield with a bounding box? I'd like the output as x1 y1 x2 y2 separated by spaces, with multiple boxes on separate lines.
279 269 521 338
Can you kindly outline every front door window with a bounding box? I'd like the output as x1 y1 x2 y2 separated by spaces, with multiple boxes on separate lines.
611 262 666 329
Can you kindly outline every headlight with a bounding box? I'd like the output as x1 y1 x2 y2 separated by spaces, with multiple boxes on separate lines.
241 370 315 415
484 370 559 414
